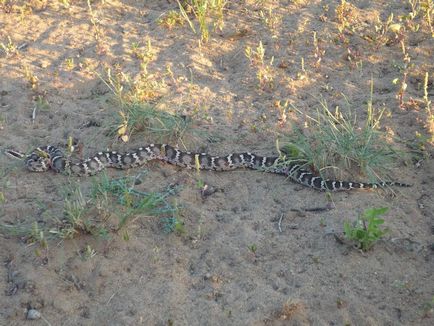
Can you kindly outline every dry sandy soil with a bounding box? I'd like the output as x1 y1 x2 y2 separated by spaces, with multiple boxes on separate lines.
0 0 433 325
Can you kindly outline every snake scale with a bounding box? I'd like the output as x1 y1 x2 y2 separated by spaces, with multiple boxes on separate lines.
5 144 410 191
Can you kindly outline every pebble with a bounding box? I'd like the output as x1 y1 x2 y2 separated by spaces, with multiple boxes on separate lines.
26 309 41 320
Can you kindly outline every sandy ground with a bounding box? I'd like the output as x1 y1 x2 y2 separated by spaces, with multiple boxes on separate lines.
0 0 433 325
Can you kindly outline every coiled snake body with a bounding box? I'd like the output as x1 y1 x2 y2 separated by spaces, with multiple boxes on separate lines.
5 144 410 191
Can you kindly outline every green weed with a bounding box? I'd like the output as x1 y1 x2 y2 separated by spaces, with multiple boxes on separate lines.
312 31 325 68
344 207 389 251
421 295 434 318
245 41 274 90
130 39 155 73
59 0 70 9
30 221 49 260
35 95 51 112
420 0 434 37
423 72 433 141
0 113 5 130
161 216 185 234
178 0 226 42
0 36 17 56
64 57 75 71
80 245 97 261
335 0 357 36
259 7 280 34
248 244 257 254
245 41 266 66
22 65 38 89
372 13 397 46
158 10 185 29
405 0 434 36
296 57 307 80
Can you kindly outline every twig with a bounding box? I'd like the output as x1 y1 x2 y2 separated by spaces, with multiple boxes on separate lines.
40 315 53 326
32 106 37 124
106 292 116 305
17 43 28 50
278 214 284 232
304 205 332 212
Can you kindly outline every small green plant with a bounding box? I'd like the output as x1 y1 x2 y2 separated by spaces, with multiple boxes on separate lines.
421 295 434 318
59 0 70 9
420 0 434 37
31 221 48 253
245 41 266 66
336 298 346 309
259 7 280 33
130 39 155 72
158 10 185 29
162 216 185 234
0 36 17 56
372 13 396 46
245 41 274 90
296 57 306 80
64 57 75 71
177 0 226 42
423 72 433 142
0 113 5 130
35 95 51 111
191 0 210 42
80 245 96 260
406 0 434 36
312 31 324 68
319 217 326 227
196 178 205 189
344 207 389 251
248 244 257 254
22 65 39 89
335 0 357 36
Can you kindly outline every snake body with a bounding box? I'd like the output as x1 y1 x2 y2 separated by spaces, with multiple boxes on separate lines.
5 144 410 191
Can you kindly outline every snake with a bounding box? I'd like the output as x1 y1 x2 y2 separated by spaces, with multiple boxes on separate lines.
4 144 411 191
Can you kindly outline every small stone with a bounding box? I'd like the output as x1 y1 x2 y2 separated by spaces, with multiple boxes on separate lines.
200 184 218 198
26 309 41 320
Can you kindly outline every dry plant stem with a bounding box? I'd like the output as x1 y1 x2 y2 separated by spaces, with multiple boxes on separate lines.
278 214 284 232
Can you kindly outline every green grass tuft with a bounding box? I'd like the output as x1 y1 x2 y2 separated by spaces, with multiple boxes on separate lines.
177 0 226 42
115 101 190 143
91 173 180 231
283 87 405 183
98 68 190 143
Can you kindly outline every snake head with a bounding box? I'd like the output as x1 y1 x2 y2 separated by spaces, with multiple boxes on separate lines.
5 148 50 172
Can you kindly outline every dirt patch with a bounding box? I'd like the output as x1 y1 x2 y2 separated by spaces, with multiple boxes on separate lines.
0 1 433 325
